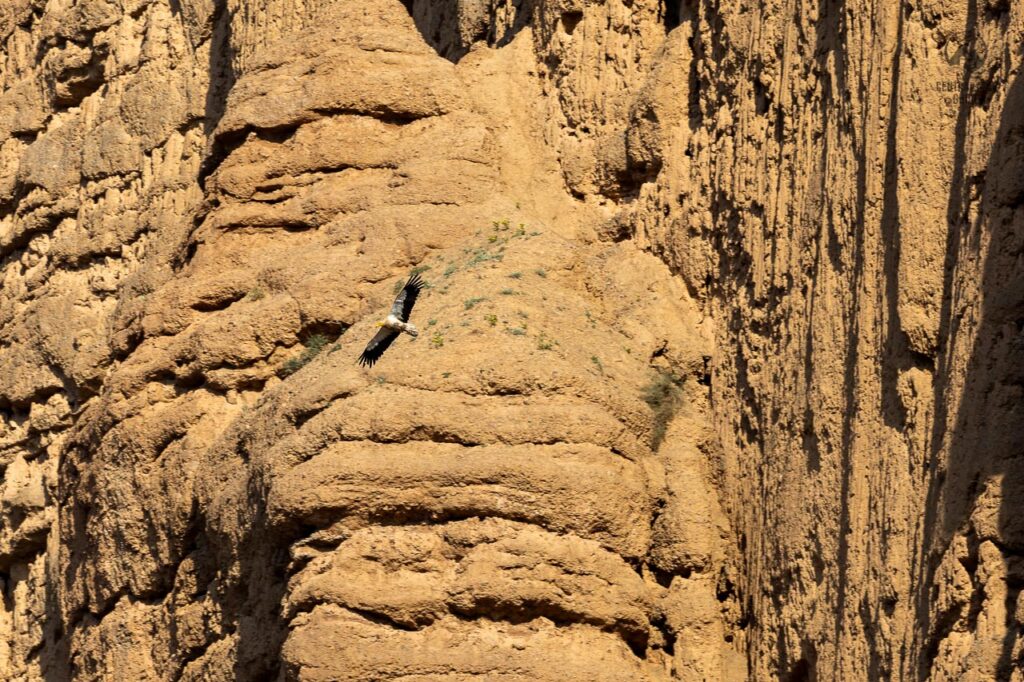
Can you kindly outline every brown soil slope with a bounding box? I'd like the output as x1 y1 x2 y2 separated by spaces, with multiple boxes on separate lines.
0 1 1021 681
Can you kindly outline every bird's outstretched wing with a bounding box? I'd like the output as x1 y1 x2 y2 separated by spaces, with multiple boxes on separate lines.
358 327 399 367
390 273 423 322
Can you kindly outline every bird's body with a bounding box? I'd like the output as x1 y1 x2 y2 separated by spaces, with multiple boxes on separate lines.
383 313 418 337
358 273 424 367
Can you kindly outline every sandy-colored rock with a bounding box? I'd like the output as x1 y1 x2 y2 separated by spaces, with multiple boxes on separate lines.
1 0 1021 680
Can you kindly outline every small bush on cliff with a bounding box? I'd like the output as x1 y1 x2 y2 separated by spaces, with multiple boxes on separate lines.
641 370 685 449
280 334 328 377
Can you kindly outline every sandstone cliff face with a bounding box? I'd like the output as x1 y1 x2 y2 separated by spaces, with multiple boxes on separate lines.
0 0 1021 680
634 3 1024 680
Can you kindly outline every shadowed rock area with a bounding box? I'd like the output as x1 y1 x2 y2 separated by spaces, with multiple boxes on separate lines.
0 0 1021 680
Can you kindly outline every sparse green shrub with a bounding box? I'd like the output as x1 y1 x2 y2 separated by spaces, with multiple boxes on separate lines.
537 333 555 351
499 288 516 296
281 334 329 377
535 268 547 278
431 332 445 348
484 314 498 326
508 327 527 336
246 286 265 301
591 355 604 374
307 334 329 352
464 297 487 310
467 249 504 268
641 370 685 449
508 272 522 279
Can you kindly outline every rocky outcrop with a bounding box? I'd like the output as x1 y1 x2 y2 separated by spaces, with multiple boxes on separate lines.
625 3 1024 680
0 0 1021 680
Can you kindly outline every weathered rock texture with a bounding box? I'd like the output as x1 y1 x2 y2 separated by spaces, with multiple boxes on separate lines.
0 0 1020 680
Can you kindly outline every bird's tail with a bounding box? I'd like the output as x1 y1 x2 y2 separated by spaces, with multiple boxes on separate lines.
404 323 419 338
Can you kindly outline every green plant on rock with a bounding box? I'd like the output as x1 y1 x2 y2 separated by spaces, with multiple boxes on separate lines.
281 334 329 377
467 249 504 268
641 369 685 449
536 333 556 351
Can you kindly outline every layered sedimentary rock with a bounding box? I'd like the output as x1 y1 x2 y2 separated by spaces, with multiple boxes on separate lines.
0 0 1021 680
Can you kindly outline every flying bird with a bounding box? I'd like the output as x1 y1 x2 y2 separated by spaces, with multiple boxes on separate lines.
358 273 424 367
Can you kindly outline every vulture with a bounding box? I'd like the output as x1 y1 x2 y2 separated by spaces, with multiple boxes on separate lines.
358 273 424 367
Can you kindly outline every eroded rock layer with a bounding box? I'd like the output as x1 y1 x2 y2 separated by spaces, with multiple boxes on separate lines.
0 0 1021 680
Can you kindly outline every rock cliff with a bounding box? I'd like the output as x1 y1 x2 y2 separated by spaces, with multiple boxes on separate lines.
0 0 1020 680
